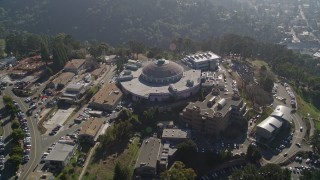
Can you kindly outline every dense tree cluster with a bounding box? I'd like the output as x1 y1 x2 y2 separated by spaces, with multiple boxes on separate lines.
300 168 320 179
246 144 262 163
3 95 18 119
231 164 291 180
161 161 196 180
98 110 137 147
2 96 24 171
311 129 320 154
0 0 282 46
4 32 42 58
113 162 130 180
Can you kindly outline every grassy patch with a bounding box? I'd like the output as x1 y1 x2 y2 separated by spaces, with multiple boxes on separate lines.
85 137 141 180
239 90 253 108
244 109 257 120
250 59 270 71
64 110 77 125
295 92 320 119
260 107 274 122
314 119 320 130
0 39 5 50
0 121 3 135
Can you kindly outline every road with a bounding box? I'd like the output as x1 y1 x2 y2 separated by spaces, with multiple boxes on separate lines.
261 83 310 165
229 62 310 166
298 5 320 43
0 64 117 179
3 87 44 180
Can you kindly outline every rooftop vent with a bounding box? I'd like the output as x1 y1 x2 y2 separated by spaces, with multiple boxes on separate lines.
157 59 166 65
214 112 222 117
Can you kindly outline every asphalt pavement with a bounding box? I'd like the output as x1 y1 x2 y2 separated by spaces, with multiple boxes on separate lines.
261 83 310 165
3 87 44 180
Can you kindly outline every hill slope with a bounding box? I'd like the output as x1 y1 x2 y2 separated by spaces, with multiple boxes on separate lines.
0 0 281 46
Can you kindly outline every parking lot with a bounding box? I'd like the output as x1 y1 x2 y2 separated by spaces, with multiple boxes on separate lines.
285 152 320 178
43 108 75 135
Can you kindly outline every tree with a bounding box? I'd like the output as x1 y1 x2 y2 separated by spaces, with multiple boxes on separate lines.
127 40 145 59
177 140 197 153
40 41 50 65
113 162 129 180
88 42 109 59
261 65 267 71
232 163 290 180
240 163 259 180
161 161 196 180
300 168 320 180
11 120 20 129
260 76 274 93
3 95 13 104
246 144 262 163
12 128 24 141
11 145 23 155
52 38 68 72
176 140 197 165
25 34 42 54
9 154 22 171
260 164 290 180
115 58 125 73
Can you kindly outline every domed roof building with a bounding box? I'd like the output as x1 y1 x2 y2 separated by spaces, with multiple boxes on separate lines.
118 59 201 102
141 59 184 84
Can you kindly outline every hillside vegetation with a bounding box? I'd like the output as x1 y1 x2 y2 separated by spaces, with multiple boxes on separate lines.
0 0 281 46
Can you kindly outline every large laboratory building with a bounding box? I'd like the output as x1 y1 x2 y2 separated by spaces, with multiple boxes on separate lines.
182 51 220 71
118 59 201 102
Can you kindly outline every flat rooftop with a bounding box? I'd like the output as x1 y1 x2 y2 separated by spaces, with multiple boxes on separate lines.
45 143 76 162
120 67 201 98
162 129 191 139
52 72 75 86
64 59 85 69
185 51 220 63
135 137 162 169
90 83 122 106
79 118 104 137
185 91 243 117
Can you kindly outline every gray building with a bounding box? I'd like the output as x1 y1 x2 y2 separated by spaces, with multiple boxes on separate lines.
44 142 77 169
182 51 220 71
256 105 291 140
161 129 191 142
59 83 86 104
134 137 162 178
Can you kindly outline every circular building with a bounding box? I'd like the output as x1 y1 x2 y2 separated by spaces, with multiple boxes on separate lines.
141 59 184 84
119 59 201 102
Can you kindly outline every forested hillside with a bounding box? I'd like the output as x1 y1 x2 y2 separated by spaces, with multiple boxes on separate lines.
0 0 281 46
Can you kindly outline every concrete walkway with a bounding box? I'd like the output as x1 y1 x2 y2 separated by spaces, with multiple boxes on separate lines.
78 142 100 180
309 118 315 137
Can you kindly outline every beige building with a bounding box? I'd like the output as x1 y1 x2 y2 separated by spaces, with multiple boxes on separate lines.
48 72 75 90
161 129 191 142
63 59 86 74
78 118 104 144
89 83 123 111
181 89 246 136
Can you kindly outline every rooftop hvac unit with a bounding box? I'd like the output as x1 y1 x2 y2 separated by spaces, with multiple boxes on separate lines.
214 112 222 117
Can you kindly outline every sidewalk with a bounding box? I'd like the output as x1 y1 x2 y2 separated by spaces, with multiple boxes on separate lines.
309 118 315 137
78 142 100 180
